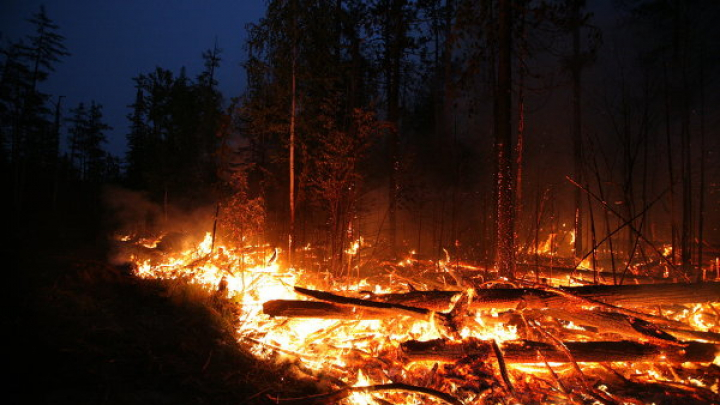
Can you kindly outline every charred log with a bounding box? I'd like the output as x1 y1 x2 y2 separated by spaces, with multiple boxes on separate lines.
373 283 720 311
563 282 720 307
263 300 389 320
365 290 460 311
537 308 682 345
401 338 719 364
293 286 440 321
514 264 672 284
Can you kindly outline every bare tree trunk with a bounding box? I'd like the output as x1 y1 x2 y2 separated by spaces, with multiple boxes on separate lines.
588 136 617 284
288 5 297 268
677 2 693 277
51 95 64 213
515 2 527 251
697 47 706 281
385 0 406 259
680 72 692 276
586 190 597 283
663 63 677 265
495 0 515 278
533 185 543 282
571 0 584 262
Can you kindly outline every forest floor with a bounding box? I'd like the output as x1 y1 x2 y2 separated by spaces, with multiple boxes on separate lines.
10 222 317 405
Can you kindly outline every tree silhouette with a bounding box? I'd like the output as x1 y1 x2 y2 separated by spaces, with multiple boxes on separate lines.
67 101 111 182
1 6 68 230
124 51 224 205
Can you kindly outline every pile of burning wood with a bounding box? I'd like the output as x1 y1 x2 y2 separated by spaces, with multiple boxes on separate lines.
120 233 720 405
264 280 720 405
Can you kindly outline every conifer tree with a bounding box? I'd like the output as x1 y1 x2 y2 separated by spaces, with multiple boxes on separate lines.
1 6 68 223
26 6 69 92
67 101 111 182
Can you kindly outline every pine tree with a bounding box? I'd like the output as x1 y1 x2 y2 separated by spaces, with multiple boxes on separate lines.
26 6 69 92
124 54 224 203
67 102 87 173
1 6 68 225
83 102 111 182
125 86 149 187
67 101 111 182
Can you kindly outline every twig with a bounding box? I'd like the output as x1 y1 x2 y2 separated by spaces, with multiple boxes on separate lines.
491 339 515 395
239 388 272 405
530 322 619 405
538 350 583 405
566 177 687 281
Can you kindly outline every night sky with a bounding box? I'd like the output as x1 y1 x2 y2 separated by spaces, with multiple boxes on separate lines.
1 0 265 155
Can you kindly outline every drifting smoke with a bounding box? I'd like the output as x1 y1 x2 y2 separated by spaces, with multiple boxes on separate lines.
103 186 216 264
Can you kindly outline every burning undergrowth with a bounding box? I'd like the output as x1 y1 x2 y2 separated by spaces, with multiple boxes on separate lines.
116 230 720 405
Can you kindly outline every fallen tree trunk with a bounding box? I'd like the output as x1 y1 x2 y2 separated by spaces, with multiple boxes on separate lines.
563 283 720 307
366 290 460 311
373 283 720 311
401 338 719 364
536 308 682 345
514 264 672 284
263 300 390 320
293 286 439 321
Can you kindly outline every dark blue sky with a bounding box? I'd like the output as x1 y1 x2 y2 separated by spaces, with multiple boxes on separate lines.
1 0 266 155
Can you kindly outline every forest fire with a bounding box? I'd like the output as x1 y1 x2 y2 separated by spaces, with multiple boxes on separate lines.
7 1 720 404
120 232 720 405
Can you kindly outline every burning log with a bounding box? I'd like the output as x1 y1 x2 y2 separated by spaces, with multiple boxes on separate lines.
372 282 720 311
514 264 672 284
563 282 720 307
293 286 440 321
401 338 719 364
664 328 720 344
537 308 682 345
268 284 718 337
365 290 460 311
264 298 717 346
263 300 390 320
262 284 719 321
